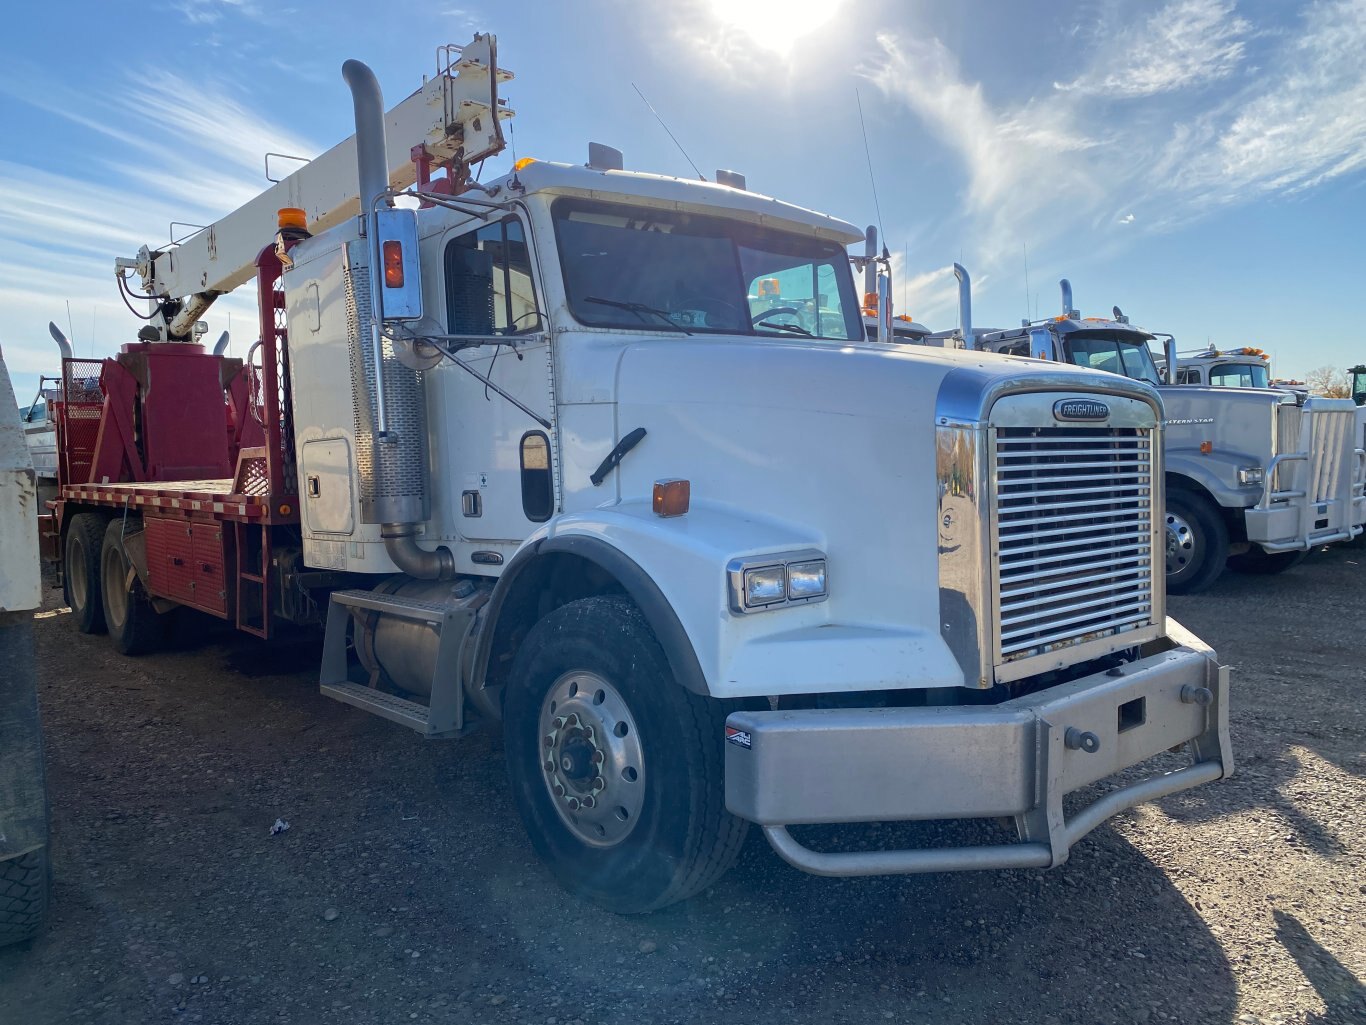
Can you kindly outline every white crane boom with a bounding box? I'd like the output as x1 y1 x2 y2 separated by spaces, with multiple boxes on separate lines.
117 36 513 337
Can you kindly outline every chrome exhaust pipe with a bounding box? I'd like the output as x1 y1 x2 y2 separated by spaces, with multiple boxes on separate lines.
47 322 73 361
1059 279 1073 318
953 263 972 348
343 59 451 579
863 226 877 298
212 331 231 356
343 58 392 442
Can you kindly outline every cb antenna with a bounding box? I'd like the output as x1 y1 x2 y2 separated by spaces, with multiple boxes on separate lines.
631 83 706 182
855 89 885 244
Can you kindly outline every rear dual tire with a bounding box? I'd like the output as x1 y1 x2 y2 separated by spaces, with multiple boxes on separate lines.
64 513 109 634
99 520 166 656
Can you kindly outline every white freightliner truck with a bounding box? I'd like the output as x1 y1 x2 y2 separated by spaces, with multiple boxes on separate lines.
957 271 1364 592
51 37 1232 913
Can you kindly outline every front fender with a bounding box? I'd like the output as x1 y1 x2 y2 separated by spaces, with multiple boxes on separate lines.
481 500 963 699
1166 450 1262 509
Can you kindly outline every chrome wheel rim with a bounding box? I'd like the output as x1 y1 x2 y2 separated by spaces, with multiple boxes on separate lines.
538 670 645 848
1165 510 1197 577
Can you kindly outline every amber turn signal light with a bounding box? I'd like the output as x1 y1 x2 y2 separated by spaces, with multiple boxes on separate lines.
383 240 405 288
653 479 690 517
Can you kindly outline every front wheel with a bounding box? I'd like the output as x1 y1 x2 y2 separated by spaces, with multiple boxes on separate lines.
1165 491 1229 595
503 596 747 914
1226 546 1308 575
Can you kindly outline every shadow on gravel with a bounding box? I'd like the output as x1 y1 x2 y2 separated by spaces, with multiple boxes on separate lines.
464 817 1239 1025
1273 911 1366 1024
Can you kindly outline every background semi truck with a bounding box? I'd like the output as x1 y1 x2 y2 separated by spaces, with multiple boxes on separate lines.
0 350 51 948
43 36 1231 912
956 270 1364 593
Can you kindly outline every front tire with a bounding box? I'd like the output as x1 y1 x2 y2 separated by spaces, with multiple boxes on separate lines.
1226 546 1308 575
100 520 166 656
63 513 109 634
1165 491 1229 595
503 596 747 913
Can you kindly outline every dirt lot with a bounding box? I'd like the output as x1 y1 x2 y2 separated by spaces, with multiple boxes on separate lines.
1 546 1362 1025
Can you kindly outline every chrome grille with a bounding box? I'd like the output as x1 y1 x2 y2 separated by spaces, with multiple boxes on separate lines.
993 427 1157 664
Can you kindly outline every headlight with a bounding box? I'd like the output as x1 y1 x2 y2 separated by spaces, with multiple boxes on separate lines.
1238 466 1265 485
743 566 787 607
727 550 828 614
786 559 827 599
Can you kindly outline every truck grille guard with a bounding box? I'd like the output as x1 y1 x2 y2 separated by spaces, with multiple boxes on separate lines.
1257 400 1365 550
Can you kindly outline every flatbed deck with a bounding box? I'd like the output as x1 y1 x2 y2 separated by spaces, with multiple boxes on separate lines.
60 480 269 520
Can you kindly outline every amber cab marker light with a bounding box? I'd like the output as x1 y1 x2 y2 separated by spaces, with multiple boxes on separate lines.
1200 441 1214 454
653 479 690 517
383 240 405 288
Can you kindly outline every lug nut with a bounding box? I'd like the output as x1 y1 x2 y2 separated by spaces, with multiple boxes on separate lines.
544 760 555 773
581 795 596 809
543 735 555 749
567 797 581 811
591 750 605 765
554 782 565 797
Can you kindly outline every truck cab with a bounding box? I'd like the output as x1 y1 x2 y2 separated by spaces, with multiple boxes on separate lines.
968 277 1363 592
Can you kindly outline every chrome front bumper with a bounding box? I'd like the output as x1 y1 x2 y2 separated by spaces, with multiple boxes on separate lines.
723 618 1231 877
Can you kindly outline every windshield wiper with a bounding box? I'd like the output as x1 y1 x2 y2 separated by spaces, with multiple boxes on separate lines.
755 321 814 336
584 296 691 335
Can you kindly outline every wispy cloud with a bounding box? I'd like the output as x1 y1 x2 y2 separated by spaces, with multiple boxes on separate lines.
0 68 320 385
1055 0 1251 98
865 0 1366 318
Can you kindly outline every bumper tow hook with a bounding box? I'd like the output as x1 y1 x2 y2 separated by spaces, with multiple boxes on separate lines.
1065 727 1101 753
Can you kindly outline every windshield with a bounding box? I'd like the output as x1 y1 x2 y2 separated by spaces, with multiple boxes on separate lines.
1064 334 1162 387
1208 362 1270 388
552 198 861 341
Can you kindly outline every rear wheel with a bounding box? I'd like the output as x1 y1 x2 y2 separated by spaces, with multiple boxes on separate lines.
100 520 166 656
0 849 50 947
1165 491 1229 595
503 596 747 913
63 513 108 634
1226 546 1308 575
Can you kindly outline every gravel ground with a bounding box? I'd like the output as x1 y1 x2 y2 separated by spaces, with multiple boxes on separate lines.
1 546 1362 1025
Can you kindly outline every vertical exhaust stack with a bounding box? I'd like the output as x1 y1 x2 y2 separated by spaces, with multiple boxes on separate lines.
342 58 453 580
953 264 972 348
863 226 877 298
212 332 231 356
47 323 73 362
1059 279 1074 319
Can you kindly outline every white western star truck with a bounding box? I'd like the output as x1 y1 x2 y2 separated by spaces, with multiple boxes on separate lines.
959 271 1364 593
51 36 1232 913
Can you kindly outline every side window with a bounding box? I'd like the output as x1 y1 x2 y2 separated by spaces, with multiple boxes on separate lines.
1178 368 1201 384
519 432 554 522
444 218 540 335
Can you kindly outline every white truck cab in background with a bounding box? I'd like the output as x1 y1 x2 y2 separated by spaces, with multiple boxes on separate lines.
963 272 1364 593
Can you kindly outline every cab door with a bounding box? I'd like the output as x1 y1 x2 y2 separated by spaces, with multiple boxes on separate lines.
430 215 555 545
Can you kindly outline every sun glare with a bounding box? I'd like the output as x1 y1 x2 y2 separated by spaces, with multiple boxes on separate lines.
704 0 846 57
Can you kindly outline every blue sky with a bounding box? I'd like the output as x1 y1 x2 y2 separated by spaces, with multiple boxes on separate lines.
2 0 1364 403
